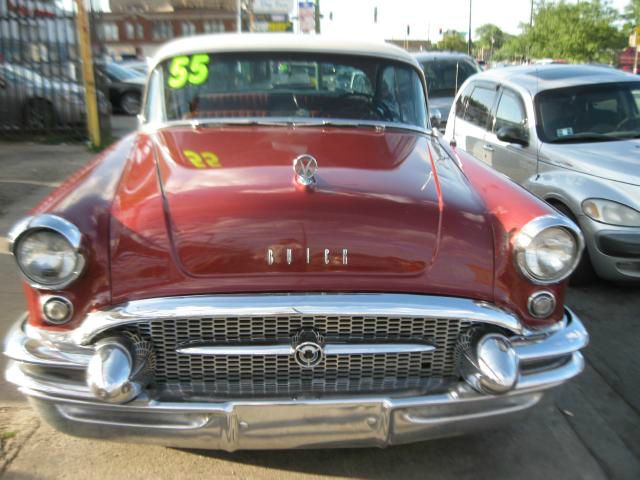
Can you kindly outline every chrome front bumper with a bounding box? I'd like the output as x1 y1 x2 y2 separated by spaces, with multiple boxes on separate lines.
4 296 588 451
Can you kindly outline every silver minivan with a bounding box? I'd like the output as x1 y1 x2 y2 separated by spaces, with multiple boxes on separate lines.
445 65 640 283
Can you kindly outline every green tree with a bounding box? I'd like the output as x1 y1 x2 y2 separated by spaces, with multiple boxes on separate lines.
495 33 529 61
623 0 640 28
437 30 469 53
526 0 625 63
475 24 506 52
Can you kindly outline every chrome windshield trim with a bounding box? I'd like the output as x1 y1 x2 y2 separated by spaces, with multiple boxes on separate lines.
176 342 436 356
67 294 523 345
149 117 430 136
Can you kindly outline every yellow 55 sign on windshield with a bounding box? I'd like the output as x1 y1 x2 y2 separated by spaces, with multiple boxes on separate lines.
184 150 221 168
168 54 210 89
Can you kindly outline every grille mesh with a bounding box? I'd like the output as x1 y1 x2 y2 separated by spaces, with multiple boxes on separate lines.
118 315 473 397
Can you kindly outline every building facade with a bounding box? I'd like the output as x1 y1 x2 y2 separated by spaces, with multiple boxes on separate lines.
99 0 238 59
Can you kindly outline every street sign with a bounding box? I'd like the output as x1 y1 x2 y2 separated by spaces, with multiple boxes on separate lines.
253 0 294 14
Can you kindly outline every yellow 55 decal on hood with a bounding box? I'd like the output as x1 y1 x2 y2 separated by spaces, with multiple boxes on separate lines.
168 54 210 89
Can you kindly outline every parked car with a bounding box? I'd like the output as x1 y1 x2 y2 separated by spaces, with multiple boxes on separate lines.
118 60 149 76
444 64 640 283
96 62 145 115
4 35 588 451
0 63 109 129
414 51 480 129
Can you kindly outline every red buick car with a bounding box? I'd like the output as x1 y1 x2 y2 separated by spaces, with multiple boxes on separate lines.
4 35 588 450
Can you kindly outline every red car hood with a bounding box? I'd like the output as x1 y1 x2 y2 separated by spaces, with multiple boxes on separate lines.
146 126 494 298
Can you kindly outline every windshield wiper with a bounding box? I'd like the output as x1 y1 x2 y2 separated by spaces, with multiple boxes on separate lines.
189 118 294 128
549 132 620 143
292 119 386 131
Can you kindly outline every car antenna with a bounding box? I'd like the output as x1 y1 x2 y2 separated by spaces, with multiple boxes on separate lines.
450 62 460 148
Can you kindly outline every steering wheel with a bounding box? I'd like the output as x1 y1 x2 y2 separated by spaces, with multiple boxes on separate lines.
374 101 395 121
615 116 640 130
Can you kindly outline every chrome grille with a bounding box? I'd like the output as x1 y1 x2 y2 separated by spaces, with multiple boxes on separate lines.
119 315 473 397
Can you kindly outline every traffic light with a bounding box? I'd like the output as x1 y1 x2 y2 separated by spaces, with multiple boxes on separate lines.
374 7 378 23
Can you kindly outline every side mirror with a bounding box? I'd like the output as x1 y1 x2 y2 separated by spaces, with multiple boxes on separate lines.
497 126 528 147
430 108 443 129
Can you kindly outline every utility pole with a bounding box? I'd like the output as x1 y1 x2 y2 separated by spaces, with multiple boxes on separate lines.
236 0 241 32
530 0 534 27
315 0 321 34
467 0 472 56
75 0 101 148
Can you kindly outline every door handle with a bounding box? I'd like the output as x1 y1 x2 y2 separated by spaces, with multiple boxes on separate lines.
482 144 495 152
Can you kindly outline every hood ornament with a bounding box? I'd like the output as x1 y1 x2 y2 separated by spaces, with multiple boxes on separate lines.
293 154 318 186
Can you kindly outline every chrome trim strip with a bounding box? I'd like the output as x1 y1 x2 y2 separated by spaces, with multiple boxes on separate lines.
176 343 435 356
152 117 430 136
4 314 92 369
177 345 294 356
513 308 589 362
325 343 435 355
69 294 524 345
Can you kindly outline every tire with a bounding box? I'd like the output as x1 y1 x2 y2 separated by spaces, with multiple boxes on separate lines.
553 202 596 286
120 91 141 116
24 98 55 130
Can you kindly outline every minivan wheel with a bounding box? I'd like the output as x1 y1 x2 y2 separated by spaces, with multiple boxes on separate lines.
120 92 141 115
553 203 596 285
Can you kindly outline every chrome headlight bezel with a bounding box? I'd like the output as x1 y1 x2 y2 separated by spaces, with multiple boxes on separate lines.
514 215 584 285
7 214 86 290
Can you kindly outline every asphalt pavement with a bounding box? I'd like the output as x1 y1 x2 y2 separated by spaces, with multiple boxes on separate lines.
0 117 638 479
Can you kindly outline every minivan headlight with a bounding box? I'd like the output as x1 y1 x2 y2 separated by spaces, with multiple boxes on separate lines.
8 214 85 290
582 199 640 227
514 215 583 284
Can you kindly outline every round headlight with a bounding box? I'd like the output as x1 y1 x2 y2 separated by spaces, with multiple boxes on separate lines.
515 215 583 284
9 215 85 290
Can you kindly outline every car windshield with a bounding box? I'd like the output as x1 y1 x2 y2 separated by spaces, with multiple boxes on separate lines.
107 63 145 81
419 58 479 98
536 82 640 143
147 52 428 129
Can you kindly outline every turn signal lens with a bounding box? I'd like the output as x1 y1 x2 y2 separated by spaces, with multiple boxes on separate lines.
528 291 556 318
42 297 73 324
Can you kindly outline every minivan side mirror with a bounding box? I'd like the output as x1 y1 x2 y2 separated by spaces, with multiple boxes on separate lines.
496 126 529 147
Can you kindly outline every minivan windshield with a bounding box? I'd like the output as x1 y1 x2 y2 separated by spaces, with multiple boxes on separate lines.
537 82 640 143
419 58 479 98
147 52 428 129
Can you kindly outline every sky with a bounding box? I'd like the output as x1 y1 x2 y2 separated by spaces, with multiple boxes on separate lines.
316 0 630 40
85 0 631 40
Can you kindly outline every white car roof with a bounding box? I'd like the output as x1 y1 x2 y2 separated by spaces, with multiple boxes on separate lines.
150 34 418 70
470 64 639 95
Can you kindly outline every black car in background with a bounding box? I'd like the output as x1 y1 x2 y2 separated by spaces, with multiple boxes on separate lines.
96 62 145 116
413 52 480 128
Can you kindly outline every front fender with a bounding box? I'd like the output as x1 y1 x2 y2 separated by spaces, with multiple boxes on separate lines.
524 161 640 217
